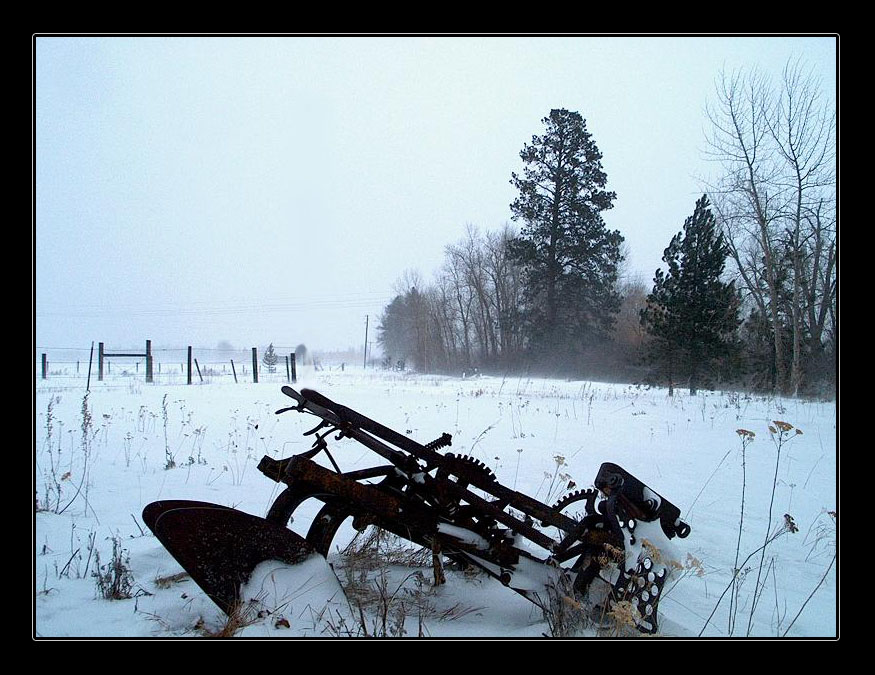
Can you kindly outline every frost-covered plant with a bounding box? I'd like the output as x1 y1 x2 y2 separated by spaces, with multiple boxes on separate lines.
744 421 802 636
540 570 591 637
538 454 574 505
122 431 134 468
782 513 836 637
728 428 755 634
513 448 523 489
700 422 803 637
162 394 175 469
184 425 208 466
803 508 837 563
93 536 136 600
57 394 96 517
38 396 64 513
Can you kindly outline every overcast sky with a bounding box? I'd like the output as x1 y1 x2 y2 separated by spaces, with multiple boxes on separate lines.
33 35 837 355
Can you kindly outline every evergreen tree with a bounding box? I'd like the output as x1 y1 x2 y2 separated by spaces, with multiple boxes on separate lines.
378 294 410 366
641 195 741 395
377 287 440 371
509 109 623 368
295 344 309 366
262 343 278 374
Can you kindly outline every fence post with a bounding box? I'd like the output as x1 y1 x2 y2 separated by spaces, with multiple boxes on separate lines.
41 353 47 379
231 359 238 383
187 346 193 385
290 353 297 383
98 342 104 381
252 347 258 383
195 358 203 383
146 340 153 383
87 341 94 392
285 356 290 382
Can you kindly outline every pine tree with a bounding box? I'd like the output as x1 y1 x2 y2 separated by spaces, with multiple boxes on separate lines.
262 343 278 374
509 109 623 368
641 195 741 395
377 287 439 372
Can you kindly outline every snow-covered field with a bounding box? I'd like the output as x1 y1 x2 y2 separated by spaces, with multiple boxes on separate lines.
33 367 838 639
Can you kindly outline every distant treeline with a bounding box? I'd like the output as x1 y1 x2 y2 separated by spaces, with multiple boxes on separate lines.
377 92 836 398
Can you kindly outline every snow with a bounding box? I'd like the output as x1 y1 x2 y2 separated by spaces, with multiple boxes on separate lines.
33 367 838 638
437 523 491 550
236 556 355 637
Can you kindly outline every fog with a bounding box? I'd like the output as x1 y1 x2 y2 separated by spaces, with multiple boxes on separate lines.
34 35 837 357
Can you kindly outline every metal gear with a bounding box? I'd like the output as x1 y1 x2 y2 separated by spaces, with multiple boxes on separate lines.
552 488 599 515
435 453 497 486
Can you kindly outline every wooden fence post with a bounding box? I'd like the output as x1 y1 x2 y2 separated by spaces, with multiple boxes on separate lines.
41 353 47 379
290 353 297 383
194 358 203 383
146 340 153 383
187 346 193 385
231 359 238 383
252 347 258 383
98 342 104 381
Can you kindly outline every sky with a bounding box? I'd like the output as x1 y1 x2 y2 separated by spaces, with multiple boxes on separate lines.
33 35 838 356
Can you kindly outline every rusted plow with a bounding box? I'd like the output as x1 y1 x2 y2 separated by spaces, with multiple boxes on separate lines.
144 387 690 633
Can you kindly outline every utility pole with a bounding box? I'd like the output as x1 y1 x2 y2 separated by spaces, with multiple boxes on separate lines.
363 315 369 369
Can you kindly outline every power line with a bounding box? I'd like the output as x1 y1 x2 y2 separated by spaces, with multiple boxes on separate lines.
35 294 393 319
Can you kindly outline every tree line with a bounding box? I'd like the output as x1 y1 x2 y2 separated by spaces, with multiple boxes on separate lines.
378 61 836 397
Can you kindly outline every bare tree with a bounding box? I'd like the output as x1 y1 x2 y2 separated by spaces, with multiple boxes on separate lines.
705 66 785 390
767 59 836 393
615 272 650 363
440 250 476 368
441 224 527 370
378 226 535 374
484 224 526 360
446 226 495 364
703 60 836 393
799 200 837 367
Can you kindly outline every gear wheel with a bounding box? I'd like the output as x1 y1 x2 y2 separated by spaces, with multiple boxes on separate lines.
552 488 599 515
436 453 497 486
432 454 500 531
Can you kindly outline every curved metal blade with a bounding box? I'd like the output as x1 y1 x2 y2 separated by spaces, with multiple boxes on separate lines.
143 500 316 615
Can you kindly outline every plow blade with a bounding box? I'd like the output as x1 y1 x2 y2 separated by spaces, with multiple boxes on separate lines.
142 500 316 615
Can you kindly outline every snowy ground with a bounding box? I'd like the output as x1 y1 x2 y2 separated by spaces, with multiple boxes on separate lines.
33 366 838 639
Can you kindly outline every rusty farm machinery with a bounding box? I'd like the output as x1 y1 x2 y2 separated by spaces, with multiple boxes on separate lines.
143 386 691 634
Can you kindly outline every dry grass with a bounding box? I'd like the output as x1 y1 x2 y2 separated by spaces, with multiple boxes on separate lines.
540 542 686 638
197 600 266 638
328 526 482 637
153 571 189 589
93 537 136 600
